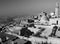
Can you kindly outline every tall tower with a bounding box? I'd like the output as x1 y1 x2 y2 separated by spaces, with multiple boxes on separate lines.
55 2 59 18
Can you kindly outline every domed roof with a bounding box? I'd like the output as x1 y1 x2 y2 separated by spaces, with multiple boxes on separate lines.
50 12 55 16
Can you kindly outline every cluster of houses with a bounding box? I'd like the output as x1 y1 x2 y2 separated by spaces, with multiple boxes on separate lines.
0 2 60 44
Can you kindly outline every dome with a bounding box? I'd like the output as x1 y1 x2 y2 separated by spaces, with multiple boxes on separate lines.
50 12 55 16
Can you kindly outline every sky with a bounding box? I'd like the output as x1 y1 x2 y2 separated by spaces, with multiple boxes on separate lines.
0 0 60 16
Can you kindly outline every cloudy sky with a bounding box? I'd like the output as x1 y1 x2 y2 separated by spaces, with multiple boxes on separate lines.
0 0 60 16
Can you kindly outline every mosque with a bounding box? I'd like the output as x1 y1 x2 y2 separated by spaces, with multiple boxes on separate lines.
35 2 60 25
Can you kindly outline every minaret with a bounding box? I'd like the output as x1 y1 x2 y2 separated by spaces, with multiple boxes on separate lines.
55 2 59 18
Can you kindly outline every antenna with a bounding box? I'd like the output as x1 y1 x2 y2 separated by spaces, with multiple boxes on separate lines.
56 2 59 8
